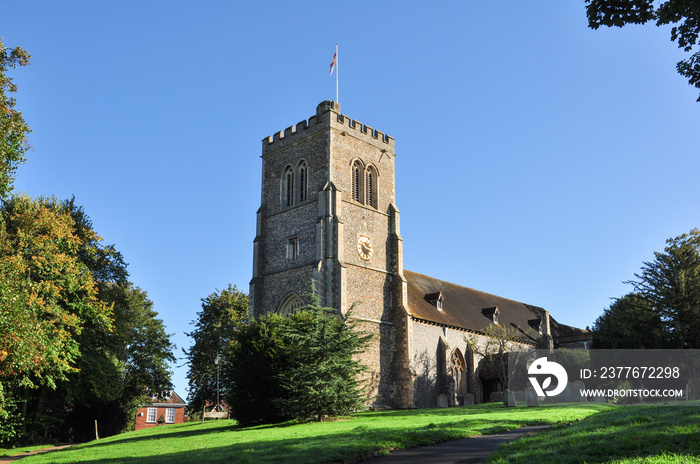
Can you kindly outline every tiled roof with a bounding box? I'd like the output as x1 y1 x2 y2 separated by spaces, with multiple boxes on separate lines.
404 270 587 343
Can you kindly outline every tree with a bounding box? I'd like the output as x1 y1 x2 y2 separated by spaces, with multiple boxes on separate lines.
586 0 700 101
0 195 108 390
464 324 526 395
593 228 700 348
223 311 291 426
224 297 370 426
0 40 31 198
0 196 175 443
0 195 112 441
592 293 666 348
184 285 248 414
62 283 175 441
629 228 700 348
275 304 371 421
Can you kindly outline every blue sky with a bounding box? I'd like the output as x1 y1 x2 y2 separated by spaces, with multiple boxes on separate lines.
3 1 699 397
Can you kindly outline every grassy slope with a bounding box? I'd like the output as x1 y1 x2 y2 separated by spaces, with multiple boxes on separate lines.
12 403 609 464
488 404 700 464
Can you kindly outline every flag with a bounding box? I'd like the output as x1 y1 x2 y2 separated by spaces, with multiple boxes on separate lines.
329 49 337 75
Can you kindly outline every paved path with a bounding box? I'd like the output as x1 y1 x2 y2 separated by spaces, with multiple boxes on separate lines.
0 445 74 463
361 425 549 464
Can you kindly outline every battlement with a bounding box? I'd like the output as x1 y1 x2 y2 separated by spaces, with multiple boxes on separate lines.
263 101 394 149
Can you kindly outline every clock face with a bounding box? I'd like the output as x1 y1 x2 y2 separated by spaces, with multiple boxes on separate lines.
357 236 373 260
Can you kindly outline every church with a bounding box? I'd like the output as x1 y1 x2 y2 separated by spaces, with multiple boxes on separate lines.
249 101 589 409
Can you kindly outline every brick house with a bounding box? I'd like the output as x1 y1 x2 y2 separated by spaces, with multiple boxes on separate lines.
134 391 187 430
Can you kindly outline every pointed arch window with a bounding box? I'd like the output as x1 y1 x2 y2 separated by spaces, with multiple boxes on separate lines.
283 165 294 208
298 162 307 203
279 293 303 316
352 161 363 203
450 348 467 394
366 166 377 208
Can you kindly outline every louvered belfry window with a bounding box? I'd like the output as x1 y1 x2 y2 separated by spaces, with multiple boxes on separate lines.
352 162 362 202
366 167 376 208
298 162 307 202
284 166 294 207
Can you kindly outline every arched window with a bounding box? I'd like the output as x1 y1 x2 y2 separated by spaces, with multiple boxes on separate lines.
352 161 363 203
283 166 294 207
450 349 467 394
366 166 377 208
298 161 307 203
278 293 303 316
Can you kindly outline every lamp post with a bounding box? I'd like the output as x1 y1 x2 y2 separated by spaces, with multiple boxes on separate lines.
214 355 221 412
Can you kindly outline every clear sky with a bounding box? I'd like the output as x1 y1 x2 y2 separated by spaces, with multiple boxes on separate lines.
3 1 699 398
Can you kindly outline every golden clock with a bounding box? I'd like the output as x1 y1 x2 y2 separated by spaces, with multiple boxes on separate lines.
357 236 373 260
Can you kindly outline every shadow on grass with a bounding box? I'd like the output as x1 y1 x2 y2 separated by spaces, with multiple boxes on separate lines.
487 405 700 464
24 417 548 464
82 419 305 450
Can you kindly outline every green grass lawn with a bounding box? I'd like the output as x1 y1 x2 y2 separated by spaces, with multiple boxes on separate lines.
7 403 610 464
487 404 700 464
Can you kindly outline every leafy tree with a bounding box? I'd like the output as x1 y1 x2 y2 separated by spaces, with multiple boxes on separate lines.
0 195 108 390
0 196 175 443
224 297 370 426
586 0 700 101
62 283 175 441
0 40 31 198
184 284 248 414
0 195 111 441
464 323 526 393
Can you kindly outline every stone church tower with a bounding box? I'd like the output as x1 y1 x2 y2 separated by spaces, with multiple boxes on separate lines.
249 100 591 410
249 101 413 408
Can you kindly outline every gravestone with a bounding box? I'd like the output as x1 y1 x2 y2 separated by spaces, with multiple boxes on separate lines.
572 381 587 402
437 394 448 408
525 388 540 407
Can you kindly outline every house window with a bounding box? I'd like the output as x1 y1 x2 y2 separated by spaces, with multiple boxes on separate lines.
165 408 176 423
286 237 299 260
283 166 294 207
146 407 157 423
298 162 307 202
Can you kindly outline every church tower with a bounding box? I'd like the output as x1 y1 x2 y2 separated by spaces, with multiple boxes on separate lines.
250 101 413 407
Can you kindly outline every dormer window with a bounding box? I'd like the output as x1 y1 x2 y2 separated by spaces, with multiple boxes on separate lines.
529 318 543 335
483 306 500 325
426 291 444 311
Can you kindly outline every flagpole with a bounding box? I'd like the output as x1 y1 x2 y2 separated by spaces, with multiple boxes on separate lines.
335 43 339 103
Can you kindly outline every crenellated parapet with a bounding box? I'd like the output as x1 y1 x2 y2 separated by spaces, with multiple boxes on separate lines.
262 101 395 152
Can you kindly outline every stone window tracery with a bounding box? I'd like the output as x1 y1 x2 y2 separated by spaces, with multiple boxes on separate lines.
450 349 466 394
279 293 303 316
